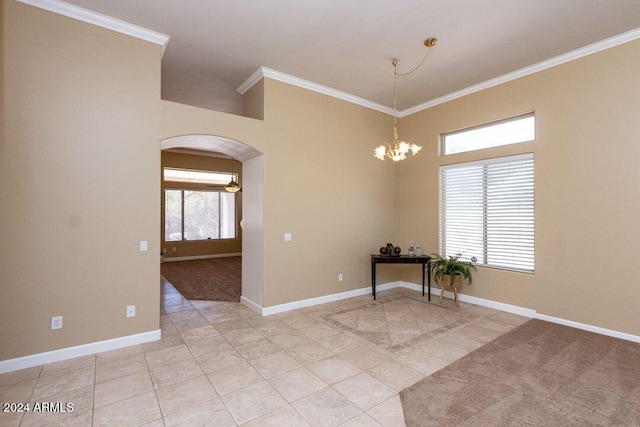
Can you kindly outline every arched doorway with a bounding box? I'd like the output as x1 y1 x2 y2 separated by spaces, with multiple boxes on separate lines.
160 135 264 310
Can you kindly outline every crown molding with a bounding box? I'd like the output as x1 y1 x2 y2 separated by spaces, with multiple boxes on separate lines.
238 28 640 118
20 0 639 115
16 0 171 56
236 67 265 95
399 27 640 117
237 67 394 116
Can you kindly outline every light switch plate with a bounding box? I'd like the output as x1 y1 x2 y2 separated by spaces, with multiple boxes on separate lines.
284 233 292 242
139 240 148 251
126 305 136 317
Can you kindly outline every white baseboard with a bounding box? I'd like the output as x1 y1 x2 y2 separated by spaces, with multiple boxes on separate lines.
240 296 264 314
162 253 241 262
246 281 640 344
6 281 638 375
449 288 537 318
0 329 161 374
535 314 640 343
402 281 639 343
243 285 376 316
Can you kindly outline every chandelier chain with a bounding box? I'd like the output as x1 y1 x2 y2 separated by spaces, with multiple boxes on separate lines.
374 38 436 161
393 61 399 126
395 45 435 77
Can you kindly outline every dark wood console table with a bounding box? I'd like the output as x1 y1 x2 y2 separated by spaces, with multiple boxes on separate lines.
370 254 431 300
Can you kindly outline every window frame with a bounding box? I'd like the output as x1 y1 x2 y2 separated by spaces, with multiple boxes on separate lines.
439 153 535 274
163 167 236 185
442 113 535 156
163 188 237 242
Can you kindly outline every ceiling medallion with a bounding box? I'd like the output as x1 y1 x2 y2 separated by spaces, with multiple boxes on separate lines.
374 38 437 161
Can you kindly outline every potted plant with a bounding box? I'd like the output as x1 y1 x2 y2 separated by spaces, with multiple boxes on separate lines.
430 253 477 307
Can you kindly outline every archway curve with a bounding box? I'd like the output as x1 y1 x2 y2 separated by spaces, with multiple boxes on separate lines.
160 134 265 311
161 134 262 162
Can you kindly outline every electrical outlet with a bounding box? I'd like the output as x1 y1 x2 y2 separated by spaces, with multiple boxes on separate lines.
338 274 343 282
126 305 136 318
51 316 63 330
139 240 148 251
284 233 292 242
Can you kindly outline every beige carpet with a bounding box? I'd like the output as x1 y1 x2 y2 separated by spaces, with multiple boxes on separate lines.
400 319 640 426
160 257 241 302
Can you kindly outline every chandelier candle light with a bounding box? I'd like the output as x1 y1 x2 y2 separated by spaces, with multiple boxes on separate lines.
374 38 437 161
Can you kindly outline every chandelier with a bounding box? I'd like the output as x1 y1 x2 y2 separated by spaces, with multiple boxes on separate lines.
224 157 241 193
374 38 437 161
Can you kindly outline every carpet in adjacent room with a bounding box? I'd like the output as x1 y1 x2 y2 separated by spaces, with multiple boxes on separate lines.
160 256 241 302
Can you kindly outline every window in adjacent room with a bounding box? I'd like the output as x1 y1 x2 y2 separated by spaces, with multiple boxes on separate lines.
164 189 236 241
163 167 237 242
439 153 534 273
163 167 234 185
442 113 534 155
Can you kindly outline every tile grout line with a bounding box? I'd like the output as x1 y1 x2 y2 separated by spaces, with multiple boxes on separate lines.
144 339 167 425
152 294 197 424
17 365 42 427
193 298 338 426
91 353 97 426
191 299 239 426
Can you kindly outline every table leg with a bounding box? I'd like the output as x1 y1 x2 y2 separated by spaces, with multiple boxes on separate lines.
371 261 376 300
427 262 431 301
422 264 425 297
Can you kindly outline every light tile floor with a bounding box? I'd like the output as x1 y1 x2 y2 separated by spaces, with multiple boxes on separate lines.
0 279 529 426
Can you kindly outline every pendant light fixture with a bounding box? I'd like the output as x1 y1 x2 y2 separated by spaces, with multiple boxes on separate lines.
224 157 241 193
374 38 437 161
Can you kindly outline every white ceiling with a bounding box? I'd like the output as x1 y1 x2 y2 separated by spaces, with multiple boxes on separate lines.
62 0 640 115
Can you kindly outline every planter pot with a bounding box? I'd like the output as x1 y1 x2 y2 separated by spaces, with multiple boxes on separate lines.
439 274 463 287
438 274 463 308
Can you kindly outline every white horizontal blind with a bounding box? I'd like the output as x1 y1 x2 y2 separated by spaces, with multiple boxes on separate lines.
440 154 534 272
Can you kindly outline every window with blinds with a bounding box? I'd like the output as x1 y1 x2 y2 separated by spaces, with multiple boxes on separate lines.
439 154 534 273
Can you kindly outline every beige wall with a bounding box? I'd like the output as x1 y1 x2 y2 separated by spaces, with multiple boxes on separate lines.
260 80 402 307
398 39 640 336
160 100 265 152
159 100 268 307
3 0 639 365
243 79 265 121
161 81 404 309
0 1 161 360
161 151 242 259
